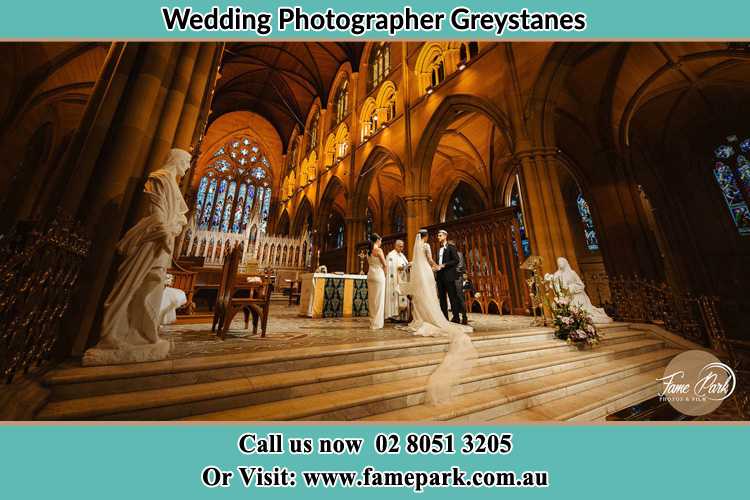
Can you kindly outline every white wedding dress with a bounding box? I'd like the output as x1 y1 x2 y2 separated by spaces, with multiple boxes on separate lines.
367 254 386 329
400 235 477 404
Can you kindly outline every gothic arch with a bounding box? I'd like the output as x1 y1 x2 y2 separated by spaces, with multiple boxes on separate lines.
411 94 514 194
316 175 348 233
277 209 290 236
291 195 314 236
352 145 405 220
435 175 489 222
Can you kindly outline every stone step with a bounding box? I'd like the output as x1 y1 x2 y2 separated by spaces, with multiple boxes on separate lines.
43 326 641 402
359 348 678 422
492 367 665 422
180 345 676 422
44 323 631 387
36 335 660 420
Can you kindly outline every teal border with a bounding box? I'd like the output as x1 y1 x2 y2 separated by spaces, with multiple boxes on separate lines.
0 424 746 498
1 1 749 40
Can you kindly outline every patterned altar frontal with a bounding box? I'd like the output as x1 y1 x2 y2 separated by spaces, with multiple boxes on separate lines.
300 273 369 318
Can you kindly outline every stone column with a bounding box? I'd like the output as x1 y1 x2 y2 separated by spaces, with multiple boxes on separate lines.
515 144 580 275
345 216 366 273
403 193 431 251
147 43 200 171
174 43 220 151
63 43 182 356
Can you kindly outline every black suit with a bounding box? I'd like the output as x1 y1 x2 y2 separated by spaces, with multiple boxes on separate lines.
435 243 463 321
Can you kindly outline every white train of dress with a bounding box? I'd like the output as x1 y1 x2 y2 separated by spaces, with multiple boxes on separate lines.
399 235 477 404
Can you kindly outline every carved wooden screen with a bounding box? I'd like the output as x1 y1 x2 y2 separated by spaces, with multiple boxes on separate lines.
423 207 527 315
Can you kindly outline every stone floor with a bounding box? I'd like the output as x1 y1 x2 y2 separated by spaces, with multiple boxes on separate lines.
160 305 533 359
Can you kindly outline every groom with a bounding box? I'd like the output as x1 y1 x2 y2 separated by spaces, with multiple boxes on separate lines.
435 229 463 324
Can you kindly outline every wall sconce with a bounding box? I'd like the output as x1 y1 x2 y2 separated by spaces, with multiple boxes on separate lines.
426 86 434 95
458 62 467 71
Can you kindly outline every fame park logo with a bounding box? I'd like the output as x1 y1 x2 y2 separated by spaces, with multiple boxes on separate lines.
657 350 737 416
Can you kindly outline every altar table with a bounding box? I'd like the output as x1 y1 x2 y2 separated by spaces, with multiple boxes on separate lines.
298 273 369 318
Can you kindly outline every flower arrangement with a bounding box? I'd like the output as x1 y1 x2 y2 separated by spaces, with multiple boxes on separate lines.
542 274 600 347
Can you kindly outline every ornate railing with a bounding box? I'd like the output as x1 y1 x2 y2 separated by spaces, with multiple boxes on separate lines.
0 216 90 383
607 275 723 347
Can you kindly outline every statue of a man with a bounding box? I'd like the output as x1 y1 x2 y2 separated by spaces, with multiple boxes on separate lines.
83 148 191 366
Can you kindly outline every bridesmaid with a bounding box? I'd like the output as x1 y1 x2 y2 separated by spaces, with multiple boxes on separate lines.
367 233 387 329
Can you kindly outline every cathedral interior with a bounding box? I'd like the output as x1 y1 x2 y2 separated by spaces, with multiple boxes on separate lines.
0 42 748 421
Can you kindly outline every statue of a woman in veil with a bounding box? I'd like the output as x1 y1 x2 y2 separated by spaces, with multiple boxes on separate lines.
83 149 192 366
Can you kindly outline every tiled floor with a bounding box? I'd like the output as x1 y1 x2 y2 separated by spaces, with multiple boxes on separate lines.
160 306 534 359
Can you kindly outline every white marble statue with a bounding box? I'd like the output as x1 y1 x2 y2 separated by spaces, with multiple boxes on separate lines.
384 239 410 321
83 148 191 366
553 256 613 324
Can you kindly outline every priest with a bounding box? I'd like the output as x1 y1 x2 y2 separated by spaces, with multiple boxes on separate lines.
385 239 410 322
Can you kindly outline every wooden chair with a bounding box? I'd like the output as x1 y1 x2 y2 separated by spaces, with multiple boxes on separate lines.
211 244 273 339
288 279 302 306
167 259 197 315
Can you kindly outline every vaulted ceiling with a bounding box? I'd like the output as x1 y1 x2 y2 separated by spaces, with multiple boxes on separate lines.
213 42 365 149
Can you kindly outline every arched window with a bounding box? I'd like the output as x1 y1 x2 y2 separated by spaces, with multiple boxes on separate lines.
712 135 750 235
287 140 298 174
446 182 482 221
375 82 397 127
194 135 271 234
510 181 531 258
368 43 390 92
459 42 479 66
576 193 600 251
307 110 319 155
360 98 377 141
365 207 374 240
334 79 349 126
391 201 405 234
259 185 272 234
326 210 346 250
428 53 445 92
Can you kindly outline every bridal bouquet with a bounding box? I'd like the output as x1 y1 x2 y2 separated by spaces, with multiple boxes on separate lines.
542 274 600 347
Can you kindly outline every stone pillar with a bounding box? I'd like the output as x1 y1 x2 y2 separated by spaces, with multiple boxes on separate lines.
404 194 431 252
345 216 366 273
515 144 579 275
147 43 200 171
62 43 182 356
174 43 220 151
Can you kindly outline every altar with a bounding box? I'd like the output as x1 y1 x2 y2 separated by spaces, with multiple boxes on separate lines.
298 272 369 318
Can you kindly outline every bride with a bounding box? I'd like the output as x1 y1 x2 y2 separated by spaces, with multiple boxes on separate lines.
400 230 477 404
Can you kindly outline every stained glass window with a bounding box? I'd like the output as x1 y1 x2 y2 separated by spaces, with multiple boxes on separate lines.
199 178 218 229
712 135 750 236
194 176 208 223
260 186 272 234
365 207 374 240
576 193 600 251
231 183 247 233
214 159 231 172
334 79 349 126
510 183 531 258
307 110 319 155
392 202 405 234
193 135 271 234
210 179 228 230
241 184 256 232
220 181 237 232
446 183 482 221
